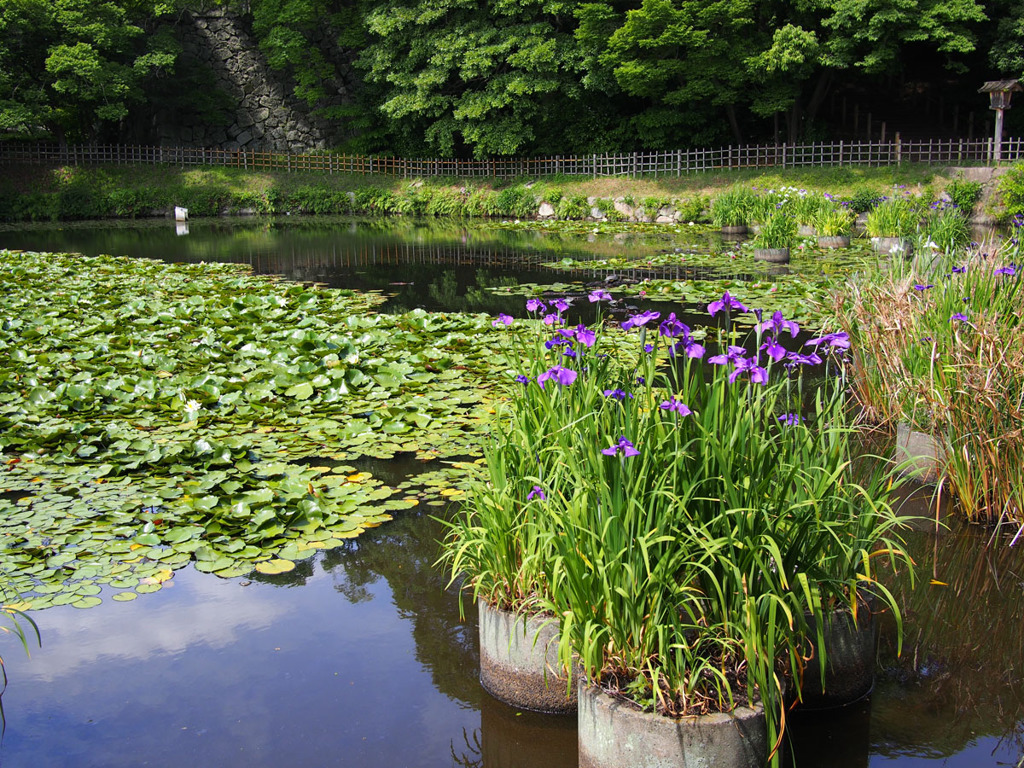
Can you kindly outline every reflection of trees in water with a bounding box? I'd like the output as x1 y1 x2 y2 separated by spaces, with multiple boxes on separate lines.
874 523 1024 758
320 507 481 708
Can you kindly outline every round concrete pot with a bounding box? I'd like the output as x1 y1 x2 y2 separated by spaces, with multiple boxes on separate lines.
817 235 851 249
720 224 748 235
577 684 767 768
797 606 879 710
478 600 577 714
798 224 816 237
894 423 945 483
753 247 791 264
871 236 914 257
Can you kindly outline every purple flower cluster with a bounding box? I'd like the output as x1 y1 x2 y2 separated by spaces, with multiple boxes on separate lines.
537 366 577 388
602 436 640 457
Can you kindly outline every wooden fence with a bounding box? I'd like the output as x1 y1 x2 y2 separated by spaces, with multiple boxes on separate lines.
1 137 1021 178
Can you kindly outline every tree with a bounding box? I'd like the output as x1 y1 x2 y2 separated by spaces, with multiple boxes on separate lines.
358 0 594 157
0 0 180 142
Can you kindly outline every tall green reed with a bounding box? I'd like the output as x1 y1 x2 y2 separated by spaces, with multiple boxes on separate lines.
834 244 1024 525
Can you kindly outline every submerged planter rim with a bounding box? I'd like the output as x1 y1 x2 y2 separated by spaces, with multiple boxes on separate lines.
817 234 852 248
753 246 791 264
795 600 879 710
577 682 767 768
477 598 578 714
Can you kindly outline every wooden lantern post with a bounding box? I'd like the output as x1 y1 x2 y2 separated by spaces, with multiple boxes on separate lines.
979 80 1022 163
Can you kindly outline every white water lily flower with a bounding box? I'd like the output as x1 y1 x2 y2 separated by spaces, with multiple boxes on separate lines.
183 399 202 420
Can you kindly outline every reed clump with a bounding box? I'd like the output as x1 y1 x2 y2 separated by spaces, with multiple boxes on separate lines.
834 243 1024 525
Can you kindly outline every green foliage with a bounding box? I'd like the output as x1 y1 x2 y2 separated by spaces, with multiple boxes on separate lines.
0 0 182 141
493 186 537 219
997 163 1024 222
815 205 855 236
711 186 756 227
752 209 797 248
836 246 1024 522
847 187 881 213
556 193 590 220
866 196 919 238
944 177 982 213
674 194 708 222
445 297 911 764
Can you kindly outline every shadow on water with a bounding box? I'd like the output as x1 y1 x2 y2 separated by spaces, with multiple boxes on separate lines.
0 218 1021 767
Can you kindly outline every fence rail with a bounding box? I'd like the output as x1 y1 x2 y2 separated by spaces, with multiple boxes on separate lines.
1 137 1021 178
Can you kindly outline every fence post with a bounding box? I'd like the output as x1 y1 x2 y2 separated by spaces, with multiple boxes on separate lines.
781 144 786 169
895 133 902 166
989 137 994 164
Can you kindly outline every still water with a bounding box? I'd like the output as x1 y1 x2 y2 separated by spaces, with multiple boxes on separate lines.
0 218 1021 768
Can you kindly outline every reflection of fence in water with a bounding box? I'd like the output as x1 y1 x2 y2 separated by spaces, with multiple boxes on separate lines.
218 240 744 286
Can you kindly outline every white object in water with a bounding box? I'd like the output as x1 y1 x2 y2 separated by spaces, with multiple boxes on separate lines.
174 206 188 221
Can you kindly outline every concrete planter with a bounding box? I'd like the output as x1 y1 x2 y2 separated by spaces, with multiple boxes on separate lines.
895 423 945 483
578 684 766 768
798 224 816 237
871 236 914 257
753 247 791 264
478 600 577 713
721 224 748 235
817 235 851 249
797 606 879 710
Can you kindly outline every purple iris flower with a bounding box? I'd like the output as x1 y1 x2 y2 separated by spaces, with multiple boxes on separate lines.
777 413 801 426
589 289 612 303
757 310 799 337
526 299 546 313
545 338 568 350
913 284 934 291
952 265 967 274
557 328 576 339
492 314 513 327
553 298 572 313
601 436 640 457
515 374 531 384
537 366 577 388
659 398 692 416
644 344 654 353
708 345 747 366
951 312 969 323
659 313 687 338
542 313 561 326
672 340 706 359
563 347 577 359
805 332 850 350
995 265 1017 276
727 356 768 385
576 326 596 348
621 310 661 331
527 485 546 501
708 292 750 317
786 351 823 367
760 337 787 362
603 389 630 401
635 376 645 385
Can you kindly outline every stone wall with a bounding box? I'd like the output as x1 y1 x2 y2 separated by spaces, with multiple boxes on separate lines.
155 9 347 152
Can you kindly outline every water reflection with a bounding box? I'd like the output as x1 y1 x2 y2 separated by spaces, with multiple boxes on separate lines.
874 518 1024 762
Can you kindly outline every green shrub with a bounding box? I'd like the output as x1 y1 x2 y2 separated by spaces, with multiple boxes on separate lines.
56 184 102 220
592 197 620 221
998 163 1024 222
465 188 500 217
847 187 880 213
106 189 146 218
945 177 983 213
556 193 589 220
494 186 536 219
425 188 466 217
674 195 707 222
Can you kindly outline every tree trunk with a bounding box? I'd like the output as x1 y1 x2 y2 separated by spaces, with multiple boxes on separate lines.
725 104 743 145
805 70 833 128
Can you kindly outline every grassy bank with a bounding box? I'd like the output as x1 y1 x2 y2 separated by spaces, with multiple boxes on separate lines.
0 161 978 223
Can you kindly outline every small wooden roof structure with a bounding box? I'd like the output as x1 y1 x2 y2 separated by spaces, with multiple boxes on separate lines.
980 80 1022 109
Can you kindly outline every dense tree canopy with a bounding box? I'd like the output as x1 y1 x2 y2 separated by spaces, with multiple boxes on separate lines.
0 0 1014 154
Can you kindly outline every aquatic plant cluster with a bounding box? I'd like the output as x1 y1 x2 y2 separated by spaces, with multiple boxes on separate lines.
0 251 513 607
443 291 911 760
836 243 1024 525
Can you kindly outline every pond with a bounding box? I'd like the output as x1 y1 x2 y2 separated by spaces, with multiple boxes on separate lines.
0 218 1021 768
